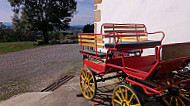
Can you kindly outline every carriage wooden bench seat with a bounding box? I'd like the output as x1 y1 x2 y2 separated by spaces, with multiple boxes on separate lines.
78 23 164 59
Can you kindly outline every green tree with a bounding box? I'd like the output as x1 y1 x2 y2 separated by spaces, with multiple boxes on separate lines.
9 0 77 43
12 12 32 33
12 14 21 31
83 24 94 33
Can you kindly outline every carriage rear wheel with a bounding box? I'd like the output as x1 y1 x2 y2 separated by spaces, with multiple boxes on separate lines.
79 67 97 100
161 80 190 106
112 83 143 106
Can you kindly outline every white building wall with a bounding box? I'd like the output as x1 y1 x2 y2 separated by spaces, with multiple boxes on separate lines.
95 0 190 44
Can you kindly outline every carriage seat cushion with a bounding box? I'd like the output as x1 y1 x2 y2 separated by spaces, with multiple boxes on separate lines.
80 50 107 57
105 40 161 49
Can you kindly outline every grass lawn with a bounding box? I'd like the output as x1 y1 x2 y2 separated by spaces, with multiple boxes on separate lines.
0 42 47 54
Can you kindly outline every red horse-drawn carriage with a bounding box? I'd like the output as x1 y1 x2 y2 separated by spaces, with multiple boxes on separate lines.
78 23 190 106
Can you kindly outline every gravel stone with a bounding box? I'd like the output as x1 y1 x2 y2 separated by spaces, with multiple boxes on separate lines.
0 44 82 92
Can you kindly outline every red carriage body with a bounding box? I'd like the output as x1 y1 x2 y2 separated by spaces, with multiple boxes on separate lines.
78 23 190 105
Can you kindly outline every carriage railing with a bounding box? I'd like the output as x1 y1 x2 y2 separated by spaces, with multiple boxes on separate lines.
78 33 104 59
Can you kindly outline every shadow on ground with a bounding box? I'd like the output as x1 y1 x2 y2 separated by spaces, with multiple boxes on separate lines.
91 83 115 106
88 82 162 106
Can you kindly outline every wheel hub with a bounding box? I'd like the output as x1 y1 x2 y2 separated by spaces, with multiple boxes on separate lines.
168 87 179 96
84 80 89 87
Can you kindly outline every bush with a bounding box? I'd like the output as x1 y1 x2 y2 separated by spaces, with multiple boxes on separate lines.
0 28 35 42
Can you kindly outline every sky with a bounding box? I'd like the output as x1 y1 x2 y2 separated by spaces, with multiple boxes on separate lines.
0 0 94 25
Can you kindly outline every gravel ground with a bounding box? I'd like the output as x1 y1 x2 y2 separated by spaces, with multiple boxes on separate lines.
0 44 82 98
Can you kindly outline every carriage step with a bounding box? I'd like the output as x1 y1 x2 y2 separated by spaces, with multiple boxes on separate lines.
41 75 74 92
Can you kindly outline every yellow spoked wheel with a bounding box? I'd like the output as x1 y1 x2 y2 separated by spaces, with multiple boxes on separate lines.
112 83 143 106
79 67 97 100
161 80 190 106
116 71 126 82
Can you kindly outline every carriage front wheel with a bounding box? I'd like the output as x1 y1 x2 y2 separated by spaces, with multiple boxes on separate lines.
112 83 143 106
79 67 97 100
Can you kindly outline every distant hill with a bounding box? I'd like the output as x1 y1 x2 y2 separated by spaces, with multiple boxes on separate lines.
0 22 13 29
0 22 84 30
69 25 84 30
3 22 12 27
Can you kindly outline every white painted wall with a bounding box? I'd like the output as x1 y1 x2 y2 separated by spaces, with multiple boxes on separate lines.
96 0 190 44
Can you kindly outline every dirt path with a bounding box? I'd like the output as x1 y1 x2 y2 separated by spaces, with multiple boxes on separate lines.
0 44 82 99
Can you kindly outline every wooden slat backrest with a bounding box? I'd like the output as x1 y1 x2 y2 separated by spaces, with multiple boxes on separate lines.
101 23 148 42
78 34 104 48
102 24 147 34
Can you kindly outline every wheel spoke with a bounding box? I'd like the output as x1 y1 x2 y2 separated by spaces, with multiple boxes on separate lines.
90 83 94 86
119 86 125 100
179 84 188 88
182 92 190 94
123 103 126 106
167 81 171 85
89 86 94 92
170 96 173 104
128 94 134 104
88 87 93 97
115 91 122 102
114 99 122 104
171 80 175 84
178 96 185 105
80 81 84 84
84 88 87 95
86 88 89 97
162 97 170 106
180 94 190 102
88 77 93 81
175 97 178 106
125 87 128 100
81 76 85 80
